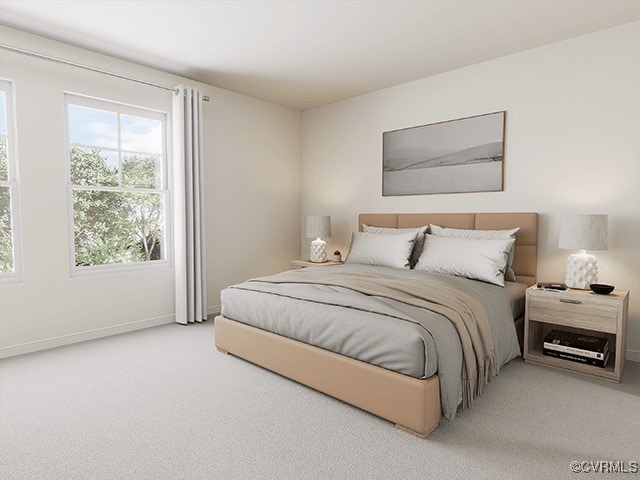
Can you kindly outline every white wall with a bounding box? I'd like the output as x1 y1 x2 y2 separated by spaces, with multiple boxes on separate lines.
0 25 300 354
301 22 640 359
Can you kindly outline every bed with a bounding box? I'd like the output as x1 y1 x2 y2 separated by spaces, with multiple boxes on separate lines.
214 212 538 437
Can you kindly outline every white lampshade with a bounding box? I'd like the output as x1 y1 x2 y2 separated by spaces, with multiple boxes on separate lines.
306 215 332 239
306 215 331 263
558 214 608 251
558 214 608 289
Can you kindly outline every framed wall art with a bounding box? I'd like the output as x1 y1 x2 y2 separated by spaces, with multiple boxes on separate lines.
382 111 505 196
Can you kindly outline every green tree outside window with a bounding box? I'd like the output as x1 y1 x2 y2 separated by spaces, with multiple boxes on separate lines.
71 147 164 267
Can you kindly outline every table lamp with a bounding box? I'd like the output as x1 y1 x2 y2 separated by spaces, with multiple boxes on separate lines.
558 214 608 289
306 215 332 263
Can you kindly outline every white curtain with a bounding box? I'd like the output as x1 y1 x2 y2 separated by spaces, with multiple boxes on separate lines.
172 85 207 324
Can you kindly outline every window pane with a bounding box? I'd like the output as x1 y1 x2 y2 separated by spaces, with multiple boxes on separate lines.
122 154 160 189
70 147 118 187
0 186 14 273
0 92 6 136
0 136 7 182
121 114 162 154
73 190 163 266
68 105 117 148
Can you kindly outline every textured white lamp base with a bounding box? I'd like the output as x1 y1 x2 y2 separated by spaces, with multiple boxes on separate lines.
310 237 327 263
565 251 598 289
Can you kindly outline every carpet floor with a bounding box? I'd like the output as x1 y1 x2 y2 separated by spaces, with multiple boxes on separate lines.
0 321 638 480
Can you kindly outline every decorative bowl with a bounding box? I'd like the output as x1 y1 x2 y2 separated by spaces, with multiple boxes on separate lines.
590 283 615 295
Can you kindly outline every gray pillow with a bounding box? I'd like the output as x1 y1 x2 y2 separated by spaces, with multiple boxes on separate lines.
346 231 418 269
362 224 428 268
429 224 520 281
415 234 515 287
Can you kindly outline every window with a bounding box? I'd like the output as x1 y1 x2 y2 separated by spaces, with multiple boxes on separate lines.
66 94 169 271
0 79 20 280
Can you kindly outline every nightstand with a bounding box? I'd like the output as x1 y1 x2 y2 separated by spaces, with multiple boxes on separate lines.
524 286 629 382
290 259 344 269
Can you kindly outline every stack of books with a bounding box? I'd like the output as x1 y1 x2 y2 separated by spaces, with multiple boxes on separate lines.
543 330 609 368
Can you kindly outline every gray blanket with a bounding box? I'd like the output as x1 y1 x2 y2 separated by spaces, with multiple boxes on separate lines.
222 264 520 420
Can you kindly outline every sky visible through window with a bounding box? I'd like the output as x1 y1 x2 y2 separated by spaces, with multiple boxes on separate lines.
68 105 162 155
68 105 117 148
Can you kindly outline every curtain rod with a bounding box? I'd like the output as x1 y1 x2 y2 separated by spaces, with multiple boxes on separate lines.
0 43 210 102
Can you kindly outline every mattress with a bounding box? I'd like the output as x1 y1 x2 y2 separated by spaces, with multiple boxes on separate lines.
222 281 444 379
222 267 525 379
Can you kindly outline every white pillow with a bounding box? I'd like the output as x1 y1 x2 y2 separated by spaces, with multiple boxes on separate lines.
345 231 418 269
415 234 515 287
362 224 428 267
429 224 520 281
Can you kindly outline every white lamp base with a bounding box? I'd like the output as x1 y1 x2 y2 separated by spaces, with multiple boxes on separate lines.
565 251 598 289
310 237 327 263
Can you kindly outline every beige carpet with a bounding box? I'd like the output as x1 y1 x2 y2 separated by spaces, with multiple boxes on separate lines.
0 321 638 480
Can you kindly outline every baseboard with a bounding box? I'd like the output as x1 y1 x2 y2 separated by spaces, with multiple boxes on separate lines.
627 348 640 363
0 314 175 359
207 304 221 317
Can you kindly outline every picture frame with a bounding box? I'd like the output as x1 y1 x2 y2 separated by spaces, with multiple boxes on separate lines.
382 111 506 196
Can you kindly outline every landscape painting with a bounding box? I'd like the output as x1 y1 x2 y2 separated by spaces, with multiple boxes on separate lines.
382 111 505 196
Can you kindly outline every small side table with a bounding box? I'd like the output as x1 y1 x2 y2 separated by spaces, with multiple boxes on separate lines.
290 259 344 269
523 285 629 382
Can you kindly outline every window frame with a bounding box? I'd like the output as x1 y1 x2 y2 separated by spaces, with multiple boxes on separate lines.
64 93 172 276
0 78 23 284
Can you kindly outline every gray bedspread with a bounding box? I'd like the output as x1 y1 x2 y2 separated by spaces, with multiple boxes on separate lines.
221 264 520 421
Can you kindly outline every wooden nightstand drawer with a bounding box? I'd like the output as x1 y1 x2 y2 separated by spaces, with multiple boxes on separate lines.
528 295 618 333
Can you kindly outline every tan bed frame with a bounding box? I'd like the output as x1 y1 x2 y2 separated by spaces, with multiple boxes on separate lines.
215 213 538 437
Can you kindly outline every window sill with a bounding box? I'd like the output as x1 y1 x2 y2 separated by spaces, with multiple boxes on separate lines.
0 272 23 285
71 260 172 278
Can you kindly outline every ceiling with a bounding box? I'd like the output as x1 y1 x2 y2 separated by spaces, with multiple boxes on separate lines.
1 1 639 110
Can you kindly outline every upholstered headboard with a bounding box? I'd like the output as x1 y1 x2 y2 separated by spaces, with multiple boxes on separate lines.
358 213 539 286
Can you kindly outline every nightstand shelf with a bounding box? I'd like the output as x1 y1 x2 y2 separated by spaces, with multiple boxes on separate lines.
290 259 344 269
524 286 629 382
